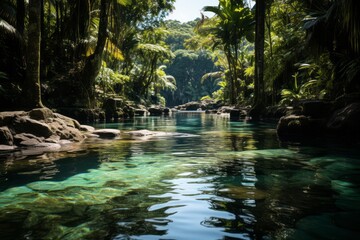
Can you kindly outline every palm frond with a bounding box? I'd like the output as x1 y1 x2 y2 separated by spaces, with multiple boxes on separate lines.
0 1 16 26
105 39 125 61
137 43 174 58
0 18 17 35
201 71 224 83
117 0 132 6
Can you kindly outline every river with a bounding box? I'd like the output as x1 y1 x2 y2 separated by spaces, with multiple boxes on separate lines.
0 112 359 239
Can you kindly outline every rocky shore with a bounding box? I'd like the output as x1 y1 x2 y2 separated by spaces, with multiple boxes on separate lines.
0 108 121 154
2 97 359 154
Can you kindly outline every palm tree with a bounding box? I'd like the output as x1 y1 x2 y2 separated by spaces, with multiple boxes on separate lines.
202 0 254 104
248 0 265 119
26 0 44 108
80 0 109 108
133 42 174 98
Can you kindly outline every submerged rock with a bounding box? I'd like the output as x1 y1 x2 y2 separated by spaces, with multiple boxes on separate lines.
219 186 268 200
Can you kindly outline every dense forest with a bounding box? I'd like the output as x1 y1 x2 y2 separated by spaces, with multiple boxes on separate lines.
1 0 359 116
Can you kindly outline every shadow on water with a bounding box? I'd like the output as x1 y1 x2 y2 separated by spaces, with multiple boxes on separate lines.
0 151 101 191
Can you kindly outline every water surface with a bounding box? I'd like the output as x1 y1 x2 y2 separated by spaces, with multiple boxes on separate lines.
1 113 360 239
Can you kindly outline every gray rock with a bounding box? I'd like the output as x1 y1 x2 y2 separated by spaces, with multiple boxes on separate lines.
217 106 233 114
29 108 54 121
21 143 61 156
135 109 148 116
44 136 60 143
0 145 17 151
93 129 120 139
163 108 171 115
127 129 155 137
14 133 43 145
79 125 95 132
185 101 202 110
0 126 13 145
53 113 81 129
12 117 53 138
48 120 64 132
148 107 163 116
0 111 26 126
58 128 85 142
20 138 42 146
85 133 100 138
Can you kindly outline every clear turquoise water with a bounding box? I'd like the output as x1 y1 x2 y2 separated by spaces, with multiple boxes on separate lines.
1 112 360 239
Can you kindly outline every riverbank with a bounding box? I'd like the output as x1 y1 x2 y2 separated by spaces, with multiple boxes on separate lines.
0 108 125 155
2 97 359 154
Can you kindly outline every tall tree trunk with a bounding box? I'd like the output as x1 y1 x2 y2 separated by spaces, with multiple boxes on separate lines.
249 0 265 119
80 0 108 107
16 0 25 35
71 0 90 61
25 0 44 108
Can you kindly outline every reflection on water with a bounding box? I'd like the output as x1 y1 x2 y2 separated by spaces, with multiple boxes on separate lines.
0 113 360 239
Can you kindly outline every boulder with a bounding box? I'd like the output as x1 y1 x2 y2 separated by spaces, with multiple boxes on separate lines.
103 98 125 121
327 103 360 138
0 126 13 145
12 116 53 138
44 135 61 143
277 115 326 140
300 100 333 118
217 106 233 114
93 129 120 139
13 133 43 145
21 143 61 156
148 107 163 116
163 108 171 115
48 119 64 133
58 128 85 142
201 100 223 110
127 129 155 137
134 109 148 116
20 138 42 146
123 106 135 118
79 125 95 132
53 113 81 129
0 145 17 151
0 111 26 126
29 108 54 121
185 101 201 110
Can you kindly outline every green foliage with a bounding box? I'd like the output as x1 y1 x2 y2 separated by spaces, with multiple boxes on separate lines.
279 56 333 106
1 0 359 110
96 65 130 98
193 0 255 105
